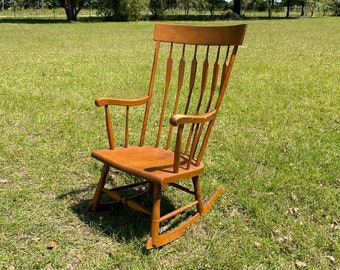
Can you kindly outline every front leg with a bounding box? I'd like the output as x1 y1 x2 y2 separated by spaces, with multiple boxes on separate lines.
87 164 110 212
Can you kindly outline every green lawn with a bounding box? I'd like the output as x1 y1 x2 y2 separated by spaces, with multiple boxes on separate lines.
0 18 339 269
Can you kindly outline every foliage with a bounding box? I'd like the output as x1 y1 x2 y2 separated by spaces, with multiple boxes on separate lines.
96 0 147 21
180 0 195 15
335 0 340 14
205 0 225 17
0 19 339 269
148 0 167 19
1 0 339 18
243 0 269 12
166 0 179 9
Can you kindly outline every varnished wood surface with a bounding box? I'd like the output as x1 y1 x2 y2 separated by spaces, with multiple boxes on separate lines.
154 23 247 45
92 146 204 186
88 23 247 249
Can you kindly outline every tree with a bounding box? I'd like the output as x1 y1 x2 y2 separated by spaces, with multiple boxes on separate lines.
15 0 43 9
281 0 299 17
167 0 178 9
267 0 274 17
180 0 194 15
333 0 340 15
1 0 4 10
97 0 147 21
148 0 167 19
128 0 148 20
206 0 224 18
307 0 318 16
192 0 207 14
298 0 307 15
61 0 86 21
319 0 336 16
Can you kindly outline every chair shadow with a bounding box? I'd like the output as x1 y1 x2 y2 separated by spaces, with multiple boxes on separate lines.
57 185 177 249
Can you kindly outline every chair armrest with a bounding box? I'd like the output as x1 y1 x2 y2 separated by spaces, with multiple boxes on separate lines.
95 96 150 107
95 95 150 149
170 109 217 126
170 109 217 172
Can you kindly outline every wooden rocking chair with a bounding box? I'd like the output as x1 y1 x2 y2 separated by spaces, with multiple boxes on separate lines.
88 23 247 249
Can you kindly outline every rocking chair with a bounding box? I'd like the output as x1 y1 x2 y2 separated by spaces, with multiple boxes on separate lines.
88 23 247 249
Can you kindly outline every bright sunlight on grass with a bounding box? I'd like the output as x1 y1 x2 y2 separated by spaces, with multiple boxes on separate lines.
0 18 339 269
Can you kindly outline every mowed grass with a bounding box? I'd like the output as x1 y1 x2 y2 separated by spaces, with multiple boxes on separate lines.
0 18 339 269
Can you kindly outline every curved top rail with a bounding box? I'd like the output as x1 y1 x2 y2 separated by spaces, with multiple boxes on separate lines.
153 23 247 46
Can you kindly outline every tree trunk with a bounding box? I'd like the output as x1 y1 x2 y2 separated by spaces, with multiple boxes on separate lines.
268 0 273 18
209 8 214 20
310 4 315 17
233 0 241 15
300 2 305 16
65 9 77 21
63 0 83 21
286 3 290 17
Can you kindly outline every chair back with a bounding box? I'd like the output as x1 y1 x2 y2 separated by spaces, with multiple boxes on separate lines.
138 23 247 167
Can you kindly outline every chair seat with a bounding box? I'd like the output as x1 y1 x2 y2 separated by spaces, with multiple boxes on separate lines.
92 146 204 186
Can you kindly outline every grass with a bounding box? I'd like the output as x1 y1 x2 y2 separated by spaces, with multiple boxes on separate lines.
0 18 339 269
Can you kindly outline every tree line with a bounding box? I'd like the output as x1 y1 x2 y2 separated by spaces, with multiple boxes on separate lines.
1 0 339 21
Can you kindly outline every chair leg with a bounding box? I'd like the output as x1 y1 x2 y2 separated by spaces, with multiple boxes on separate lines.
192 176 204 214
150 184 161 246
150 183 161 247
87 164 110 212
146 178 223 249
193 175 224 215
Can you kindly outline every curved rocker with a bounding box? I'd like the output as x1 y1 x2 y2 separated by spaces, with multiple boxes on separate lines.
146 186 224 249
